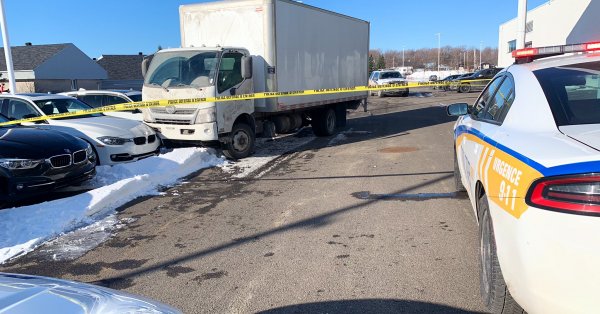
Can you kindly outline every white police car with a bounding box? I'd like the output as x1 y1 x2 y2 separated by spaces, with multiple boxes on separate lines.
448 42 600 314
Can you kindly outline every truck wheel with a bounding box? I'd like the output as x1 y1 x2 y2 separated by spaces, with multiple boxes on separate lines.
223 123 255 160
273 116 291 134
312 107 336 136
478 195 525 314
460 84 471 93
454 151 466 192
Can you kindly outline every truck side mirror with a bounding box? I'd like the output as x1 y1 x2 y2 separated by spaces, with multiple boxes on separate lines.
242 56 253 79
141 56 153 78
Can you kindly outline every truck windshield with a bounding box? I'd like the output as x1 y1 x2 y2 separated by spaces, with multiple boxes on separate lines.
144 51 220 88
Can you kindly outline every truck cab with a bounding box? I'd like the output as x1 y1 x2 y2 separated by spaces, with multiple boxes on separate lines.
142 47 255 159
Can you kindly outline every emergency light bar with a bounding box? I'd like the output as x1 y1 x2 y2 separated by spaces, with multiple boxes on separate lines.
512 42 600 64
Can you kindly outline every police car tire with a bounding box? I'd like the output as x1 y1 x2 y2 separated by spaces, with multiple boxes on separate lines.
454 152 466 192
478 195 525 314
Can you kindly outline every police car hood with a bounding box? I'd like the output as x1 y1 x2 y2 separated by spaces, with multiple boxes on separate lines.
560 124 600 151
0 273 180 313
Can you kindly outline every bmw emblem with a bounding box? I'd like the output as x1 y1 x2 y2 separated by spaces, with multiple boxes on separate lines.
166 106 176 114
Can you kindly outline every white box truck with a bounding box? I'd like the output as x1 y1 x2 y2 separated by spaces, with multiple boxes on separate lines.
141 0 369 159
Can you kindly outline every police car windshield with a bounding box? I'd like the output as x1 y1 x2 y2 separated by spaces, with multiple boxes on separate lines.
535 61 600 126
380 72 402 79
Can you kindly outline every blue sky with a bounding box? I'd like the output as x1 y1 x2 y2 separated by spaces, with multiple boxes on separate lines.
4 0 547 57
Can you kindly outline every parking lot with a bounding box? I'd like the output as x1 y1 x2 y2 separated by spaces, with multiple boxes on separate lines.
0 90 487 313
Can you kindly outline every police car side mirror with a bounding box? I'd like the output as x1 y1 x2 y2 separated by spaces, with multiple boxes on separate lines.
447 103 468 116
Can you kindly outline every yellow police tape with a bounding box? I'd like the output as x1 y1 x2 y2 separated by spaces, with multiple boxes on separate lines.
0 79 490 126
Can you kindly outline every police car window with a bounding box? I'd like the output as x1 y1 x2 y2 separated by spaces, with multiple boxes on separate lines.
472 76 504 119
534 62 600 126
484 76 515 123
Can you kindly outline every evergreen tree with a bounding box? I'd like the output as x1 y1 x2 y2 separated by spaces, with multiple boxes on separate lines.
368 55 375 73
376 55 386 70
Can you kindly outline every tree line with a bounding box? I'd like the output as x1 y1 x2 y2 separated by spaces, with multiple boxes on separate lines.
369 46 499 72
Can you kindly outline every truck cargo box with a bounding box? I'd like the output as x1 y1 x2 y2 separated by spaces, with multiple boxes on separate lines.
179 0 369 112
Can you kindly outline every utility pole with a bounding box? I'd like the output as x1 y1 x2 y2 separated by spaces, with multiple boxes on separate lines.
0 0 15 94
402 46 405 67
392 55 395 68
473 49 476 70
435 33 441 73
479 41 483 68
517 0 528 49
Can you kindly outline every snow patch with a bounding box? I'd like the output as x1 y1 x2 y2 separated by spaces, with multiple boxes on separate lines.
0 148 224 264
328 133 348 146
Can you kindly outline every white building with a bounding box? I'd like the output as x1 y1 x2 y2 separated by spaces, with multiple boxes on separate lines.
498 0 600 67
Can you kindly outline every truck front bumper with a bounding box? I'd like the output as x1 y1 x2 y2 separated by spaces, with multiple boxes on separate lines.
146 122 219 142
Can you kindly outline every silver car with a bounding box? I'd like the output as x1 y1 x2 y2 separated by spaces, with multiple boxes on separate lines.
0 272 180 313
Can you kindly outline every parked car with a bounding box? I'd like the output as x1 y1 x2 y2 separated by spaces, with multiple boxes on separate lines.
455 67 503 93
0 94 161 165
448 72 475 92
0 272 180 313
0 113 95 206
60 89 143 121
435 74 462 91
368 70 409 97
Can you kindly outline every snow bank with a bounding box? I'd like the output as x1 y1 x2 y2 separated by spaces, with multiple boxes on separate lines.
0 148 224 264
407 70 466 82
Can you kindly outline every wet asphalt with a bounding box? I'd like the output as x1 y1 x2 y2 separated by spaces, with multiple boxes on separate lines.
0 90 486 314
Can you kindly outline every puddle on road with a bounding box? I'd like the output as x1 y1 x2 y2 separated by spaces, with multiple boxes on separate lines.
377 146 419 153
352 191 468 201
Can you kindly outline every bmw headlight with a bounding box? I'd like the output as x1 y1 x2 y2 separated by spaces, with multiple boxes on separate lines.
97 136 130 145
85 144 94 156
195 107 216 124
0 158 44 170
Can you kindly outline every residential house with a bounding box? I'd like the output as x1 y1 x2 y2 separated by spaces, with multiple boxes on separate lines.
0 43 107 93
96 53 145 90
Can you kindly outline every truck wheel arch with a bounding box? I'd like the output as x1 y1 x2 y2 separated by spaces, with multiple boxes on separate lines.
233 113 256 135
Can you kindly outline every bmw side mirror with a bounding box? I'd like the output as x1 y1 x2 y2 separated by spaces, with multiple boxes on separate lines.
241 56 253 79
447 103 469 116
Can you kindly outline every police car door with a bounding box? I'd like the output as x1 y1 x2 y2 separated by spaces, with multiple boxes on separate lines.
457 76 506 197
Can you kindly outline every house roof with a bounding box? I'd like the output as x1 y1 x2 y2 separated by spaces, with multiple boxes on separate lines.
96 54 144 80
0 43 71 71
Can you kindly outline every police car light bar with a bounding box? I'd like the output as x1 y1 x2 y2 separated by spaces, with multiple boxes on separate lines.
512 42 600 64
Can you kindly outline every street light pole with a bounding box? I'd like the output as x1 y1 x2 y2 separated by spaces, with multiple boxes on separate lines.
435 33 441 73
479 41 483 68
0 0 15 94
517 0 528 49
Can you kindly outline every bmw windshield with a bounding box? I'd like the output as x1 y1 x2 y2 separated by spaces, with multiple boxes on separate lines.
144 51 220 89
33 98 103 119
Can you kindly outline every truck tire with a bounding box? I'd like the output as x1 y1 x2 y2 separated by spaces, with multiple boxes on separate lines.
223 123 255 160
312 107 336 136
460 84 471 93
478 195 525 314
454 151 466 192
289 114 303 131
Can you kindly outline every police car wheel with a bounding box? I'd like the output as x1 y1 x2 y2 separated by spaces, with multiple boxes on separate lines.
454 152 466 192
478 195 524 314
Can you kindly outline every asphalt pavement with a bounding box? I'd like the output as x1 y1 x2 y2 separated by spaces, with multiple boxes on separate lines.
1 90 486 314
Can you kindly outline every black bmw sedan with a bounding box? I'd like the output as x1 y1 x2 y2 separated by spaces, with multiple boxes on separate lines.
0 114 96 206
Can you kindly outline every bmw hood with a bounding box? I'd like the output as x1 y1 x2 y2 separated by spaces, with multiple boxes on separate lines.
560 124 600 151
0 127 86 159
47 116 155 138
0 273 180 314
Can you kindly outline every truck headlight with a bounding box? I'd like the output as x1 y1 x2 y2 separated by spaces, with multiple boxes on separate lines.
0 158 44 170
141 108 155 123
195 107 216 124
97 136 129 145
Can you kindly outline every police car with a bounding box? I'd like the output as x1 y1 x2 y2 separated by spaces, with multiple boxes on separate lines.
447 42 600 314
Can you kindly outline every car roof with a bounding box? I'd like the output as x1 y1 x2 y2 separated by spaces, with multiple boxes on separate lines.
518 52 600 71
62 90 141 96
11 93 75 101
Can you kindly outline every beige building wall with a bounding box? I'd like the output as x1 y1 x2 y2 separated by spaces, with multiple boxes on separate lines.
498 0 599 67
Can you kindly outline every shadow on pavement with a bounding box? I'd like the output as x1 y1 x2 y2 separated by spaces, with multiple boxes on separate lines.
258 299 484 314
